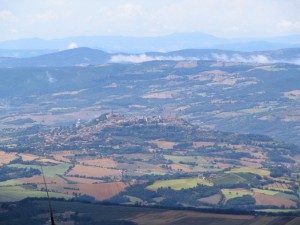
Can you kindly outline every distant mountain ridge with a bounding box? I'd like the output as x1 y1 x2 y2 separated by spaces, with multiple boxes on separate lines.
0 48 110 67
0 32 300 54
0 47 299 67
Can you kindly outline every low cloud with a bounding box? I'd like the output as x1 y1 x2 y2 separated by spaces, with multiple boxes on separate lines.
110 53 300 65
110 53 272 64
211 53 270 64
290 58 300 65
211 53 300 65
68 42 78 49
110 54 199 63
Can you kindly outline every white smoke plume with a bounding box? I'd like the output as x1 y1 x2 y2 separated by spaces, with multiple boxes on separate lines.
0 99 10 110
46 71 56 83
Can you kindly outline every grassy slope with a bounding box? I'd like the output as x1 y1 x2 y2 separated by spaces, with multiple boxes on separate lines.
147 177 213 191
221 189 252 201
227 167 270 176
0 186 71 202
7 163 71 177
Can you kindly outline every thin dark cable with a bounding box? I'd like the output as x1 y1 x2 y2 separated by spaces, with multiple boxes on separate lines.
41 166 56 225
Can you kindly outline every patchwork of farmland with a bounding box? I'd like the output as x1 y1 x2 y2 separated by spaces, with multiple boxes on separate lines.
0 114 300 212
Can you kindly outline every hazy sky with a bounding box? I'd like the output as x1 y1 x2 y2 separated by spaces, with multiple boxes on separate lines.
0 0 300 41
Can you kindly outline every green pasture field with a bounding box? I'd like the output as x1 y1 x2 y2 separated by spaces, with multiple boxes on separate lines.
226 167 270 176
0 179 22 187
147 177 213 191
125 195 143 204
163 155 213 172
267 187 293 193
251 188 278 196
213 173 246 186
221 189 252 201
7 163 72 177
0 186 72 202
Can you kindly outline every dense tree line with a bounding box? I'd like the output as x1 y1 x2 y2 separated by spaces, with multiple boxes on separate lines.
156 185 220 206
0 166 41 182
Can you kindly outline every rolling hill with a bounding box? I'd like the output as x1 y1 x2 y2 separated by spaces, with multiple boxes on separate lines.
1 114 300 211
0 47 110 67
1 49 300 215
0 59 299 145
0 47 299 67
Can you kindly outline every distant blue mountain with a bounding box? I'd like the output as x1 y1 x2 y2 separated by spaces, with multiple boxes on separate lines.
0 32 299 54
0 47 110 67
214 41 300 52
0 49 56 58
0 47 299 67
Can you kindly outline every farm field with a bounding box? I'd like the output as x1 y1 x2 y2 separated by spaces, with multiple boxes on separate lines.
17 175 67 185
213 173 247 186
164 155 208 165
0 114 300 211
148 140 178 149
7 163 71 177
147 177 213 191
253 193 297 207
168 163 194 172
252 188 279 196
198 194 222 205
67 165 121 178
221 189 252 201
0 151 17 166
51 150 76 162
64 176 102 184
75 182 129 200
226 167 270 176
77 157 117 168
264 183 292 193
17 153 39 161
0 30 300 224
0 186 71 202
0 179 22 186
164 155 212 172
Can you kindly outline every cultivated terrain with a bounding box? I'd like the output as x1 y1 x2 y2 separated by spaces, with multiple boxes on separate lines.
1 47 300 224
0 51 300 144
1 114 300 211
